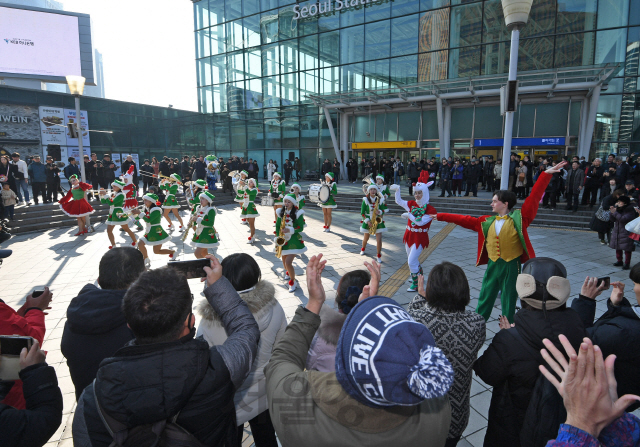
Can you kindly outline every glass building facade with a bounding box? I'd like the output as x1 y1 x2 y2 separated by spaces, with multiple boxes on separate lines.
194 0 640 169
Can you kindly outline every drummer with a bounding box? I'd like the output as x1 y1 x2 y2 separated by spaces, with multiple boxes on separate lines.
319 172 338 232
269 171 286 221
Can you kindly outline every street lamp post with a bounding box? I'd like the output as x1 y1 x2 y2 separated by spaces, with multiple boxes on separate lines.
499 0 533 190
66 75 93 231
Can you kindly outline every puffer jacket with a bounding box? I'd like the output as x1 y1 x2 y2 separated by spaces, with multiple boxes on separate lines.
306 305 346 372
473 307 586 447
609 204 637 252
197 280 286 425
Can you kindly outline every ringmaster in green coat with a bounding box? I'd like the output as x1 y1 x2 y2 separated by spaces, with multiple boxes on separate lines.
432 161 568 323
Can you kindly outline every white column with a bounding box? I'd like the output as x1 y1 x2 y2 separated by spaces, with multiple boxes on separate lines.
339 112 349 180
436 97 445 159
500 28 520 190
581 85 601 160
76 95 91 230
443 104 452 159
578 99 589 158
323 107 341 172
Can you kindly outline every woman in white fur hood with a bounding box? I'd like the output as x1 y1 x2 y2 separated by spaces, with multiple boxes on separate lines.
197 253 286 446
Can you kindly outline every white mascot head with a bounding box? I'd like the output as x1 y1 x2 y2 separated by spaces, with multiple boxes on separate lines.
413 171 434 207
122 165 135 185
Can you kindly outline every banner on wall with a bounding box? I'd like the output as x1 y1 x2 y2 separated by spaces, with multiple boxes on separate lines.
64 108 90 147
111 153 122 177
68 146 91 159
38 106 66 145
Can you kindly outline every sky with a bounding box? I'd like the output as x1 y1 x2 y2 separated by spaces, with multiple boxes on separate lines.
62 0 198 111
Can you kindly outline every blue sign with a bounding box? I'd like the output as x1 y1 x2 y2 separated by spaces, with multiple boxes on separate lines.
474 137 565 147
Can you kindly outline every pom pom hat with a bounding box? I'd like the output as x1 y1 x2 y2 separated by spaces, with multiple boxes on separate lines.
200 191 215 204
142 193 161 206
169 173 182 184
325 172 335 181
283 193 298 207
335 296 454 408
194 179 207 189
111 179 125 190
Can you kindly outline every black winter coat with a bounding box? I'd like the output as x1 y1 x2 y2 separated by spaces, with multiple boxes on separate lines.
0 363 62 447
609 204 636 252
571 295 640 411
61 284 134 400
473 307 586 447
586 165 604 187
589 194 616 233
466 164 482 183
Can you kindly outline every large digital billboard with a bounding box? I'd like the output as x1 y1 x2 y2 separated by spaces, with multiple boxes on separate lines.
0 5 82 78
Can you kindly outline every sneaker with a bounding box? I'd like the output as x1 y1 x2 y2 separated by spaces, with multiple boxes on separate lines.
288 280 298 293
614 261 624 266
376 256 382 264
282 271 290 281
325 227 330 233
247 236 254 244
144 258 151 269
600 239 606 245
178 226 184 233
169 252 177 261
360 249 366 256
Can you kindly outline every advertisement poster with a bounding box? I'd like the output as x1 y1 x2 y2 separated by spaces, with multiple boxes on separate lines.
38 106 66 145
111 153 122 177
64 108 90 147
67 146 91 160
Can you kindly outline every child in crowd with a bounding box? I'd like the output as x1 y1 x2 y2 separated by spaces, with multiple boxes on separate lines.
2 183 17 220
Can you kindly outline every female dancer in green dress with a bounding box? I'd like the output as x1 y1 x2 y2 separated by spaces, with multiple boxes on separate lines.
160 174 185 232
319 172 338 232
99 179 137 249
191 191 219 259
240 177 260 244
375 174 391 213
275 194 307 292
289 183 305 209
269 172 286 221
360 184 387 264
133 193 176 268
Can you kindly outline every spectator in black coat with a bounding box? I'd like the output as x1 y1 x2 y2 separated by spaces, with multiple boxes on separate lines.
180 156 192 182
44 157 62 203
346 158 357 183
474 258 586 447
159 157 171 177
139 160 154 194
615 157 630 189
407 156 420 194
283 159 293 185
194 155 207 180
570 271 640 412
0 341 63 447
321 159 331 177
332 158 340 184
463 159 482 197
101 155 117 184
61 247 145 401
63 157 81 189
582 158 604 208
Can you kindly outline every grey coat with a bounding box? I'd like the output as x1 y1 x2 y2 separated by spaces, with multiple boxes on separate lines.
566 168 585 194
609 205 637 252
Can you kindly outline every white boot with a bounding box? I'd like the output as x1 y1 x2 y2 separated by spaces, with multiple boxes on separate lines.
288 280 298 293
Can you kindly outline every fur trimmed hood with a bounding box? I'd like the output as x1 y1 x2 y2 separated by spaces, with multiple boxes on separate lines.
197 280 277 326
317 305 347 346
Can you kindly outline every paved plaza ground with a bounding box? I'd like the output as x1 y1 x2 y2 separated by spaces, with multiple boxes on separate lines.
1 198 638 447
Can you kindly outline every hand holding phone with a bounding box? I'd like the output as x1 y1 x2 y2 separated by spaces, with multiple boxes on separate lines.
26 287 52 312
0 335 35 381
167 259 210 279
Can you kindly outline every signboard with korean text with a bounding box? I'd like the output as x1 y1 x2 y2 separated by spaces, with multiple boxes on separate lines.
38 106 66 145
474 137 566 147
111 153 122 177
64 108 90 147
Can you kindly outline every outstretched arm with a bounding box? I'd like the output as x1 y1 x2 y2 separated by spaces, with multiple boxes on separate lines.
434 212 481 232
522 162 566 226
390 184 410 212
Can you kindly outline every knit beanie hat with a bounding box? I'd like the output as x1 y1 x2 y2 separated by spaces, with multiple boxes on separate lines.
170 173 182 184
111 179 125 190
194 179 207 189
283 193 298 207
335 297 454 408
200 191 215 203
142 193 161 206
325 172 335 181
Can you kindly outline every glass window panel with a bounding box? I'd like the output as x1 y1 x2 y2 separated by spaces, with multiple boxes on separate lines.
450 3 482 48
300 116 319 147
556 0 597 34
391 14 419 57
244 16 261 48
354 115 375 142
265 113 283 148
282 116 300 148
474 106 503 138
244 0 261 16
197 58 212 86
392 0 420 17
365 59 390 88
212 54 227 85
389 55 418 86
299 34 319 70
520 0 555 38
366 0 391 22
214 85 228 113
226 21 244 51
298 12 318 36
341 25 365 64
319 31 340 66
300 69 319 98
262 44 280 76
318 5 340 31
375 114 386 141
341 63 364 92
280 7 298 39
199 87 211 114
365 21 391 60
261 12 280 44
421 0 450 11
597 0 629 29
483 0 509 43
320 66 339 94
196 29 211 60
569 101 582 136
398 111 421 140
226 0 242 22
281 40 298 73
282 73 299 105
536 103 569 136
480 42 511 76
422 109 439 139
619 94 636 141
230 121 246 150
195 1 211 29
211 25 226 56
595 28 628 64
246 48 262 78
626 27 640 76
449 46 480 78
419 50 448 81
263 76 281 107
262 0 279 10
554 32 595 67
519 37 554 72
631 0 640 26
340 3 364 27
246 78 264 109
595 95 622 141
450 108 473 138
419 7 450 52
228 51 245 82
606 77 624 93
623 77 637 92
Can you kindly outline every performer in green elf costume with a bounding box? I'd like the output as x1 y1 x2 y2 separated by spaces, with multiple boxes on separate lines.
275 193 307 293
269 172 286 221
319 172 338 232
233 170 249 203
360 184 387 264
188 179 207 215
190 191 219 259
133 193 176 268
375 174 391 213
289 183 305 209
99 179 138 249
160 174 185 232
240 177 260 244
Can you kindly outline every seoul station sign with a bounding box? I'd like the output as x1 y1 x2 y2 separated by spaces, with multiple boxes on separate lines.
293 0 382 20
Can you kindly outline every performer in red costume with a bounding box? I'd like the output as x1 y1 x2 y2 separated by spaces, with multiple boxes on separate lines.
121 165 143 231
59 174 94 236
389 170 436 292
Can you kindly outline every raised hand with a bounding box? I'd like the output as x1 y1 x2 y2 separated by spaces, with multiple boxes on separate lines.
306 254 327 314
358 258 381 302
202 254 222 287
545 161 568 174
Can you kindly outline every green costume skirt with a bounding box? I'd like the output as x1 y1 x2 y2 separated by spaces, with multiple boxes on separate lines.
318 195 337 209
241 202 260 218
162 194 180 209
139 224 170 246
191 226 220 248
277 233 307 256
360 220 387 234
106 207 130 226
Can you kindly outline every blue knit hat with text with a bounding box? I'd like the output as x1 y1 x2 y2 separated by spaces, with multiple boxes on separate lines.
335 296 454 408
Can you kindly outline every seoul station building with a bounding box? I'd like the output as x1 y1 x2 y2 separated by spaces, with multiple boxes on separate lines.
192 0 640 174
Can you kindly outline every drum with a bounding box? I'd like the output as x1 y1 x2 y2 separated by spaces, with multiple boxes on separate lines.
318 184 331 204
261 196 274 206
308 184 322 203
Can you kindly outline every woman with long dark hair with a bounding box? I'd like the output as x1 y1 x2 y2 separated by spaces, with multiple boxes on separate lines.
0 155 17 194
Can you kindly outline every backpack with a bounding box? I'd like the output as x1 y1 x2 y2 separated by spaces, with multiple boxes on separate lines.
93 382 206 447
519 372 567 447
398 164 405 176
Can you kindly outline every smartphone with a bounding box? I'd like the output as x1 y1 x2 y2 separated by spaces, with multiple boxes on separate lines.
0 335 34 381
596 276 610 288
167 259 210 279
31 286 46 298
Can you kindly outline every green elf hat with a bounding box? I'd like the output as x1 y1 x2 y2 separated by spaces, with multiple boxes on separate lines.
325 172 335 181
142 193 161 206
112 179 125 190
170 173 182 184
273 172 282 179
68 174 79 181
241 170 249 177
247 177 258 187
283 193 299 207
200 191 215 203
376 174 385 182
194 179 207 189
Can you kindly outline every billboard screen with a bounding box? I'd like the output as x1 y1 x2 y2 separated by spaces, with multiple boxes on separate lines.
0 6 81 77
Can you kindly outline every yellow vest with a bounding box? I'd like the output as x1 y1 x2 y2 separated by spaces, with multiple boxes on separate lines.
485 218 523 262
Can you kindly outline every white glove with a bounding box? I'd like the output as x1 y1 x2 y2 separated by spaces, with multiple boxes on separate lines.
376 210 383 216
363 218 370 224
389 184 400 191
283 227 291 234
401 212 416 223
